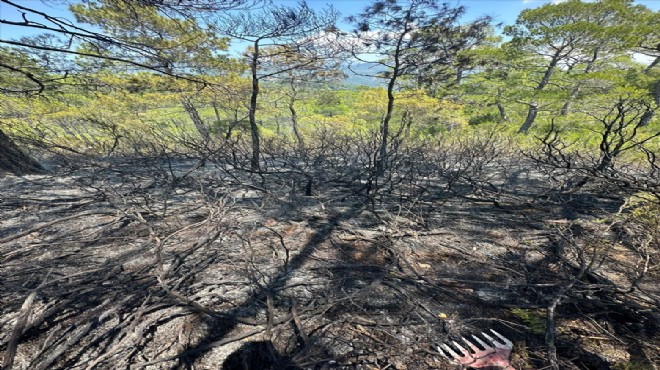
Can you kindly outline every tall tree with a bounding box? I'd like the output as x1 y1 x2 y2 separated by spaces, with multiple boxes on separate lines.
219 1 337 170
0 0 248 85
260 43 344 152
70 0 237 75
410 22 495 95
506 0 655 133
0 0 250 174
635 7 660 126
505 1 584 133
558 0 656 116
71 0 247 142
347 0 489 177
456 43 523 124
0 48 53 174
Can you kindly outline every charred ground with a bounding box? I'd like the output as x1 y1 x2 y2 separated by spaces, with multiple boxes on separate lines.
1 133 658 370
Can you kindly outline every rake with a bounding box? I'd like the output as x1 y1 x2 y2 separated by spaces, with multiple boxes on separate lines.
437 329 515 369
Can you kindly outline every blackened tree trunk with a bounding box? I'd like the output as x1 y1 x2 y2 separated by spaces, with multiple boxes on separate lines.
518 102 538 134
645 55 660 73
455 65 464 85
288 81 304 153
495 88 508 122
376 30 405 178
518 52 561 134
497 102 508 122
638 107 655 127
0 128 46 175
181 98 210 143
248 39 261 171
376 69 395 177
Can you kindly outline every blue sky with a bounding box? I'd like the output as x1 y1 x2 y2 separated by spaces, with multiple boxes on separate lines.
308 0 563 26
1 0 659 43
276 0 660 26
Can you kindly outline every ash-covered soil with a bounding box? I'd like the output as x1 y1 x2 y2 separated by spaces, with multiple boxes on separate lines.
1 155 658 369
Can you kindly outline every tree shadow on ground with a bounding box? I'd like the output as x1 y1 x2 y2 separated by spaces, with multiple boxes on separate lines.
1 156 656 370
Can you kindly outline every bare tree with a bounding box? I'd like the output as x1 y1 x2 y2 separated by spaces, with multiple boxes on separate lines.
218 1 337 171
260 42 345 153
533 98 660 194
347 0 490 181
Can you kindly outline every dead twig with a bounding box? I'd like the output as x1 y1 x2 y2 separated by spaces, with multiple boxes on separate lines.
2 269 52 369
3 291 37 370
0 211 111 245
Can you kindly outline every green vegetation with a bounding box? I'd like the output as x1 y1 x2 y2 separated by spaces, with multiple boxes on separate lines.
0 1 658 369
1 0 658 164
510 308 546 335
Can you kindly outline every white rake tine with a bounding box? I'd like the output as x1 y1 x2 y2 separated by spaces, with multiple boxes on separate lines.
440 343 462 360
481 331 501 347
490 329 513 348
436 346 450 359
461 336 480 353
471 335 493 352
452 341 470 356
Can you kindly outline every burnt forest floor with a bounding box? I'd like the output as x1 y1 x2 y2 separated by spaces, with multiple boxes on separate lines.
1 151 658 370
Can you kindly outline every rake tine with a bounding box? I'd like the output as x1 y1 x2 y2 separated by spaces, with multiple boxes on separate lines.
461 336 480 353
490 329 513 348
482 331 509 350
481 331 500 346
440 343 462 360
471 334 491 351
452 340 470 356
436 346 450 360
438 331 514 369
